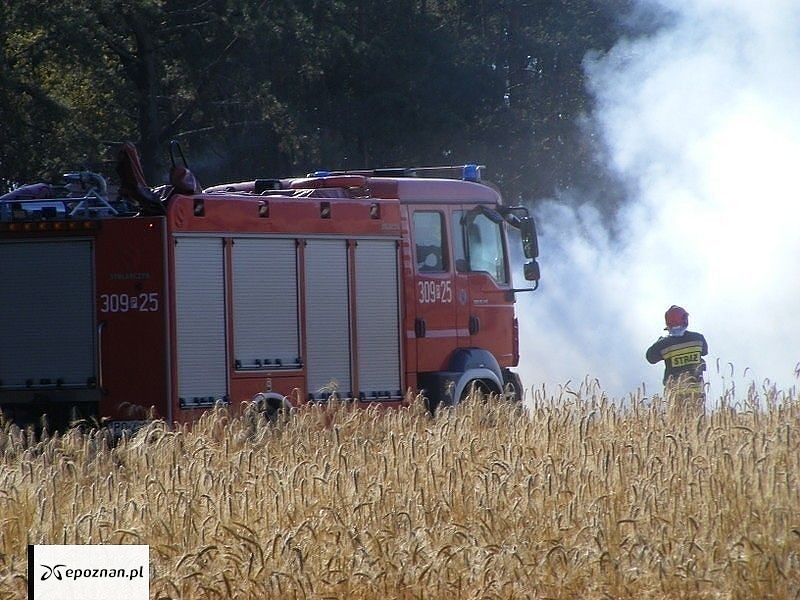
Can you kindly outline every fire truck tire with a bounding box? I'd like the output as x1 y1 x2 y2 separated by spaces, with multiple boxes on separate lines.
451 370 503 407
449 353 501 401
252 392 294 422
459 379 498 404
424 395 440 415
2 400 98 435
502 368 524 402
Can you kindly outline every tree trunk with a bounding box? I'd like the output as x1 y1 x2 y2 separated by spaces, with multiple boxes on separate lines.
127 12 162 185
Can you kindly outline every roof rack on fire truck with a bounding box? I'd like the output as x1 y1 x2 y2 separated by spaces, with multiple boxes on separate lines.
0 171 129 222
318 163 486 182
201 164 488 198
62 172 121 217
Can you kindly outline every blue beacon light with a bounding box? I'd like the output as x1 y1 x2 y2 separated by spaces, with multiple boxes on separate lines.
462 164 481 182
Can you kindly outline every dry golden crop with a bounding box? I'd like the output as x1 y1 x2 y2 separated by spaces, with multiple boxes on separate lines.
1 383 799 599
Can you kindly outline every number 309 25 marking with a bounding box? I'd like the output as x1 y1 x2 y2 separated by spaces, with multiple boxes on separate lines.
100 292 160 313
418 280 452 304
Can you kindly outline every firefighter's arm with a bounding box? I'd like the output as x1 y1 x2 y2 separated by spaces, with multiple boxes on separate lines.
645 339 664 364
701 334 709 356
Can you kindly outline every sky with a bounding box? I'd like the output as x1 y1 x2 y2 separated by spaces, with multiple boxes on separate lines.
515 0 800 404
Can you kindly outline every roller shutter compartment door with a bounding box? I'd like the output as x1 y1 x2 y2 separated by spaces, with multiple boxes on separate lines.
304 239 351 397
174 237 227 403
354 239 401 399
0 240 95 387
231 238 299 369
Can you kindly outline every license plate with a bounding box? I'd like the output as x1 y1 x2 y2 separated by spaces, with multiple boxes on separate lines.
108 420 148 438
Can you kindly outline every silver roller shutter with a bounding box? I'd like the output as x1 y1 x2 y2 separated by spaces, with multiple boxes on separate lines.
0 240 95 387
304 239 351 397
354 239 401 399
174 236 227 402
231 238 299 369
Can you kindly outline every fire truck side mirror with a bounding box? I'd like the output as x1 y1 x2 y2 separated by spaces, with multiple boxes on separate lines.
520 216 539 259
524 259 540 282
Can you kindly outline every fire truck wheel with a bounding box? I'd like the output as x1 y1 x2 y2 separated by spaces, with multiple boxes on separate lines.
424 395 440 415
501 368 524 402
459 379 497 404
252 392 294 422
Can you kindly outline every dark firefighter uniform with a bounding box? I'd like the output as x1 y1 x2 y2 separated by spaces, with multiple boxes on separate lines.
646 330 708 386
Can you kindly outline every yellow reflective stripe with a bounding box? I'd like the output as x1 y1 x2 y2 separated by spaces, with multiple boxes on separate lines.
663 345 703 367
661 340 702 354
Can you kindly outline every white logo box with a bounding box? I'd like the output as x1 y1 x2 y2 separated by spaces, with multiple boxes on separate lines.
29 545 149 600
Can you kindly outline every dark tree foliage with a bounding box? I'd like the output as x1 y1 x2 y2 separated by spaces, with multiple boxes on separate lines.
429 0 631 201
0 0 631 205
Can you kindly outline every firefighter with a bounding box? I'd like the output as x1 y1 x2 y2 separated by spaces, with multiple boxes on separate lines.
646 305 708 408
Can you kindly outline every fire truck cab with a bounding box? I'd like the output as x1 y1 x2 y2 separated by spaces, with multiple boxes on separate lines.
0 152 539 432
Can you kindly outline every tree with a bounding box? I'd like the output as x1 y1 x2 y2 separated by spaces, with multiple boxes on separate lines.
0 0 631 206
0 2 126 188
424 0 630 203
0 0 314 185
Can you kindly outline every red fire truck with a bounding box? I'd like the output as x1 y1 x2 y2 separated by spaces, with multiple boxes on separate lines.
0 144 539 433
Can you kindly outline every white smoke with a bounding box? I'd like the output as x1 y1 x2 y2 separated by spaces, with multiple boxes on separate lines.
517 0 800 403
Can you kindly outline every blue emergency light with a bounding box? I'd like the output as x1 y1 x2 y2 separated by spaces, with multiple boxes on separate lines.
462 164 481 182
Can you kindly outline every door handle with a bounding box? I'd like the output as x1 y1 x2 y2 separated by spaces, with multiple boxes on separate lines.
469 316 480 335
415 318 426 338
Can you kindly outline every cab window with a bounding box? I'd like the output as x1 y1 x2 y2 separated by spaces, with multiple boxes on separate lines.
413 211 448 272
454 210 508 284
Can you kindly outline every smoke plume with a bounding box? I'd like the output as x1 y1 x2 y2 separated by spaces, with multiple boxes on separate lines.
517 0 800 403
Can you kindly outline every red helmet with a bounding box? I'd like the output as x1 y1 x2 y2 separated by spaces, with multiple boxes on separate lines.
664 305 689 329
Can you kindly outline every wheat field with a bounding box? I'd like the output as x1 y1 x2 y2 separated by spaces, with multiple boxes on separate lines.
1 383 799 599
